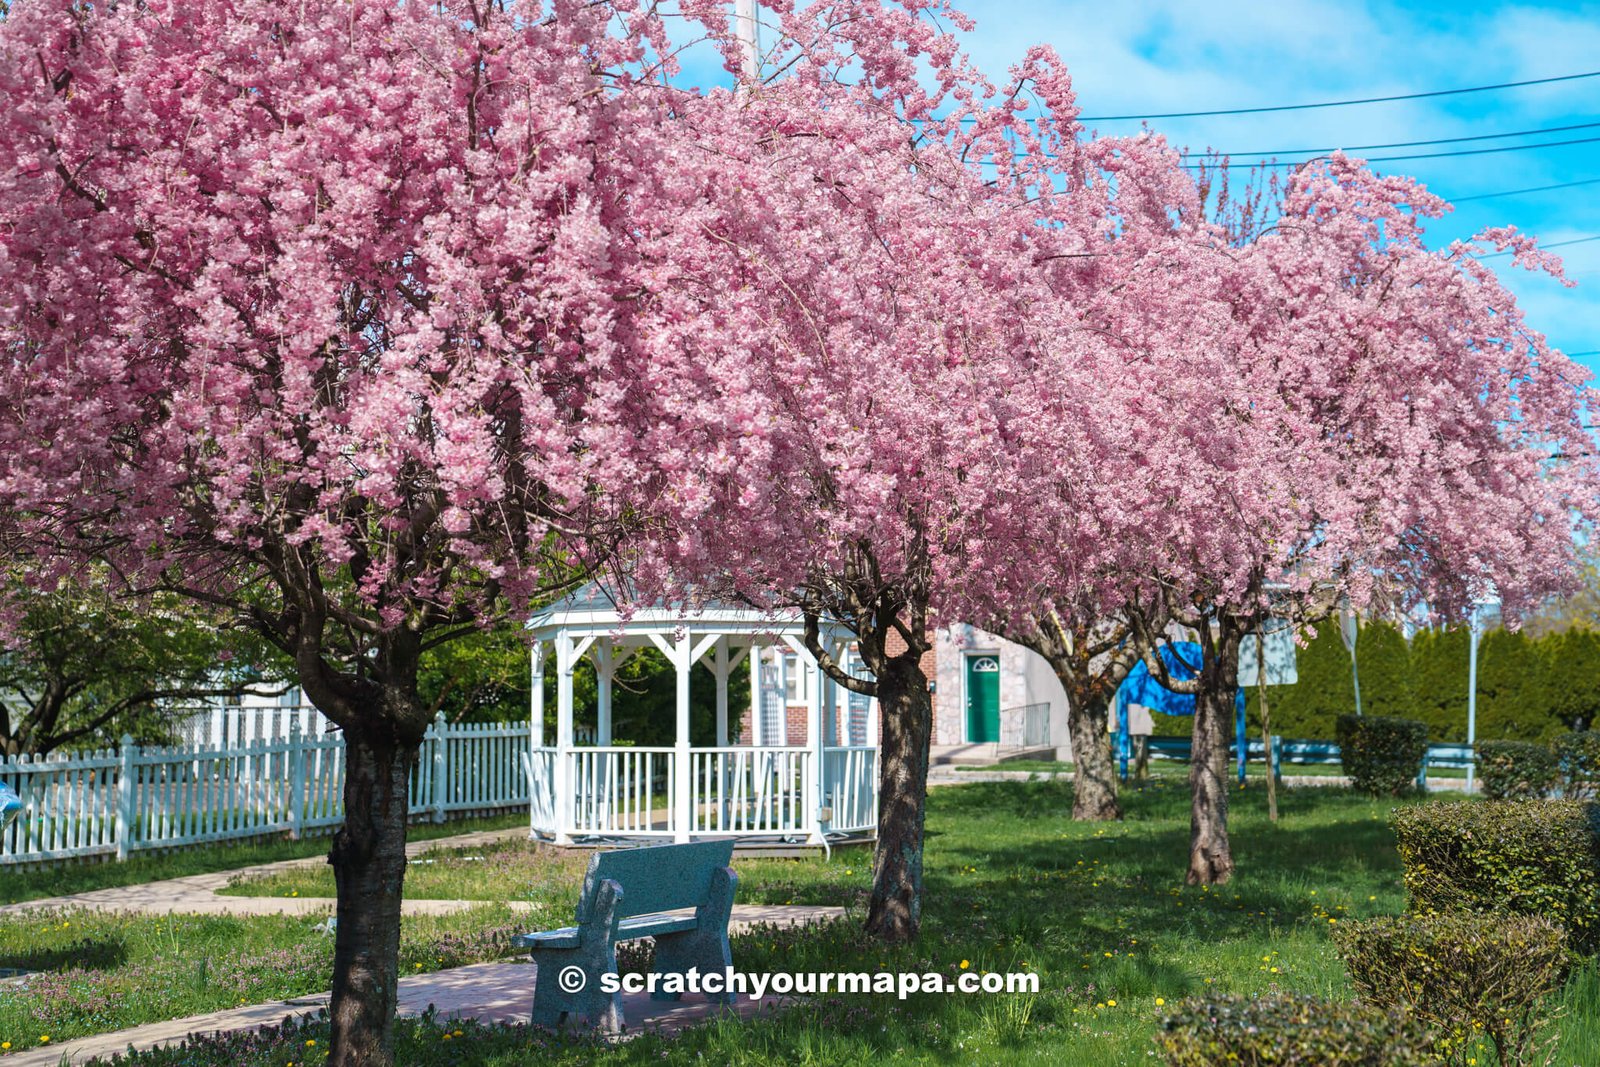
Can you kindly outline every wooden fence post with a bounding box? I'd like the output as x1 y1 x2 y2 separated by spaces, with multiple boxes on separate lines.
432 711 448 824
115 735 136 862
287 719 305 840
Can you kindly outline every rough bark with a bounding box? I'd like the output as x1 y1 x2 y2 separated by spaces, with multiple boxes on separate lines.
1065 686 1120 821
1187 622 1242 885
328 723 416 1067
865 653 933 942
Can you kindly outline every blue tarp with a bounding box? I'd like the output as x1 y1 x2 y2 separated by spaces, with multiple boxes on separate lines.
1115 641 1249 784
0 780 21 829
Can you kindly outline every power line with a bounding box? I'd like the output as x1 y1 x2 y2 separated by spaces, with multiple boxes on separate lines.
1182 133 1600 169
1078 69 1600 122
1478 235 1600 258
1183 120 1600 160
1451 177 1600 202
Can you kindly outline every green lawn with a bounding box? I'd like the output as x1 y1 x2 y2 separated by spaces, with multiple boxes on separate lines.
0 811 532 907
1 781 1593 1065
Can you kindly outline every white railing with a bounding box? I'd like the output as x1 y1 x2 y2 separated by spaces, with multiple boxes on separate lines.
1001 703 1052 751
525 748 557 835
0 713 531 866
570 747 675 836
822 746 877 834
526 746 853 841
689 747 810 835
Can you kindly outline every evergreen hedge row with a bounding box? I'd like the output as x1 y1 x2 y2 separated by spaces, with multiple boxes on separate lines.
1151 621 1600 742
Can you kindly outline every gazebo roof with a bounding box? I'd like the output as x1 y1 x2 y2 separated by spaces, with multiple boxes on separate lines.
525 580 847 644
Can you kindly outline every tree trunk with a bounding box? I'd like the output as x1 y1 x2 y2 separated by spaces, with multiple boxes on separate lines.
328 727 415 1067
1187 625 1241 885
866 654 932 943
1065 685 1121 821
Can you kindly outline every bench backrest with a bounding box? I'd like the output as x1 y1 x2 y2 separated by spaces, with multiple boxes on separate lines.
575 840 736 923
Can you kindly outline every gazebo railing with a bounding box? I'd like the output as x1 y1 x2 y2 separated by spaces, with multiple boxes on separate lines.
570 746 675 836
525 743 877 842
690 747 810 835
822 745 877 834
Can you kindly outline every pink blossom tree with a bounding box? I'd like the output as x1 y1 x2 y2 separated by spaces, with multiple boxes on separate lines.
1123 157 1600 884
623 40 1231 936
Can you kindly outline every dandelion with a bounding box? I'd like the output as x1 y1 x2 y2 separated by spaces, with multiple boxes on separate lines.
1107 999 1116 1007
39 1036 50 1044
306 1039 317 1047
960 960 969 969
1155 998 1165 1006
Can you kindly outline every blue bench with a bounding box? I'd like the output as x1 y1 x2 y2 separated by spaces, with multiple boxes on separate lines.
514 839 738 1032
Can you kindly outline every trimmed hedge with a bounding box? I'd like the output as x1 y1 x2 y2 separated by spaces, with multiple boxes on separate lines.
1335 714 1428 795
1557 731 1600 799
1335 912 1567 1067
1478 740 1561 800
1390 799 1600 954
1156 993 1433 1066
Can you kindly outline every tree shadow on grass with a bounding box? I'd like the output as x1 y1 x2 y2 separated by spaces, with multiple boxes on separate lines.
0 935 127 973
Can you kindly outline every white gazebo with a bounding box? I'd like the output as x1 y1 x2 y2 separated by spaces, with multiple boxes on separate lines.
523 585 879 848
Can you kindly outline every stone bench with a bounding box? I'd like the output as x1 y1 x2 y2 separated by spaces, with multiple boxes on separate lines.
514 839 738 1032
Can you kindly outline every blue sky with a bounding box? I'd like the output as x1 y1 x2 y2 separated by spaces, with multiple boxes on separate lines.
948 0 1600 373
683 1 1600 376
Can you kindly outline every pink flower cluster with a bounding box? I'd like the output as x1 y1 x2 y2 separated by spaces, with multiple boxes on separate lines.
0 0 1592 650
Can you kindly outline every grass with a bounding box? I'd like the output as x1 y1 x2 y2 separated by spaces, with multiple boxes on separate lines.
2 781 1594 1065
0 812 531 906
0 904 530 1054
219 836 871 906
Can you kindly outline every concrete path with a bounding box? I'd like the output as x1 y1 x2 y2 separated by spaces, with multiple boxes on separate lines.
1 954 814 1066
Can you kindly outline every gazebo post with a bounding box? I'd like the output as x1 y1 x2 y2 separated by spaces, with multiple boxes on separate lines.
673 633 693 843
596 638 614 746
714 638 730 747
530 641 545 745
554 631 575 845
749 644 764 747
786 638 826 846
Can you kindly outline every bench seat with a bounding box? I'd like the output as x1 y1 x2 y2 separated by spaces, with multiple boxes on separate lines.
519 839 738 1032
513 912 698 951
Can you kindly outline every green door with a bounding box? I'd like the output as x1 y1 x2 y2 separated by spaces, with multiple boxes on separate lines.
965 654 1001 743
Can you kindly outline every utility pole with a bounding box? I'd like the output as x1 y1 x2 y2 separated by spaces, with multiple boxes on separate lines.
1467 603 1483 794
734 0 759 80
1339 605 1362 716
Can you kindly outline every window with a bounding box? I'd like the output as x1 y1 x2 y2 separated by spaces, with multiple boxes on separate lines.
781 653 810 704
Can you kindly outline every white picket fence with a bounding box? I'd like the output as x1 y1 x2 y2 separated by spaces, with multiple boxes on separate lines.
0 714 532 866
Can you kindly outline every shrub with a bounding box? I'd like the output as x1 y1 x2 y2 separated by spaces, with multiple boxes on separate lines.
1478 740 1560 800
1336 912 1567 1067
1390 799 1600 954
1156 993 1433 1067
1336 714 1428 795
1556 731 1600 799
